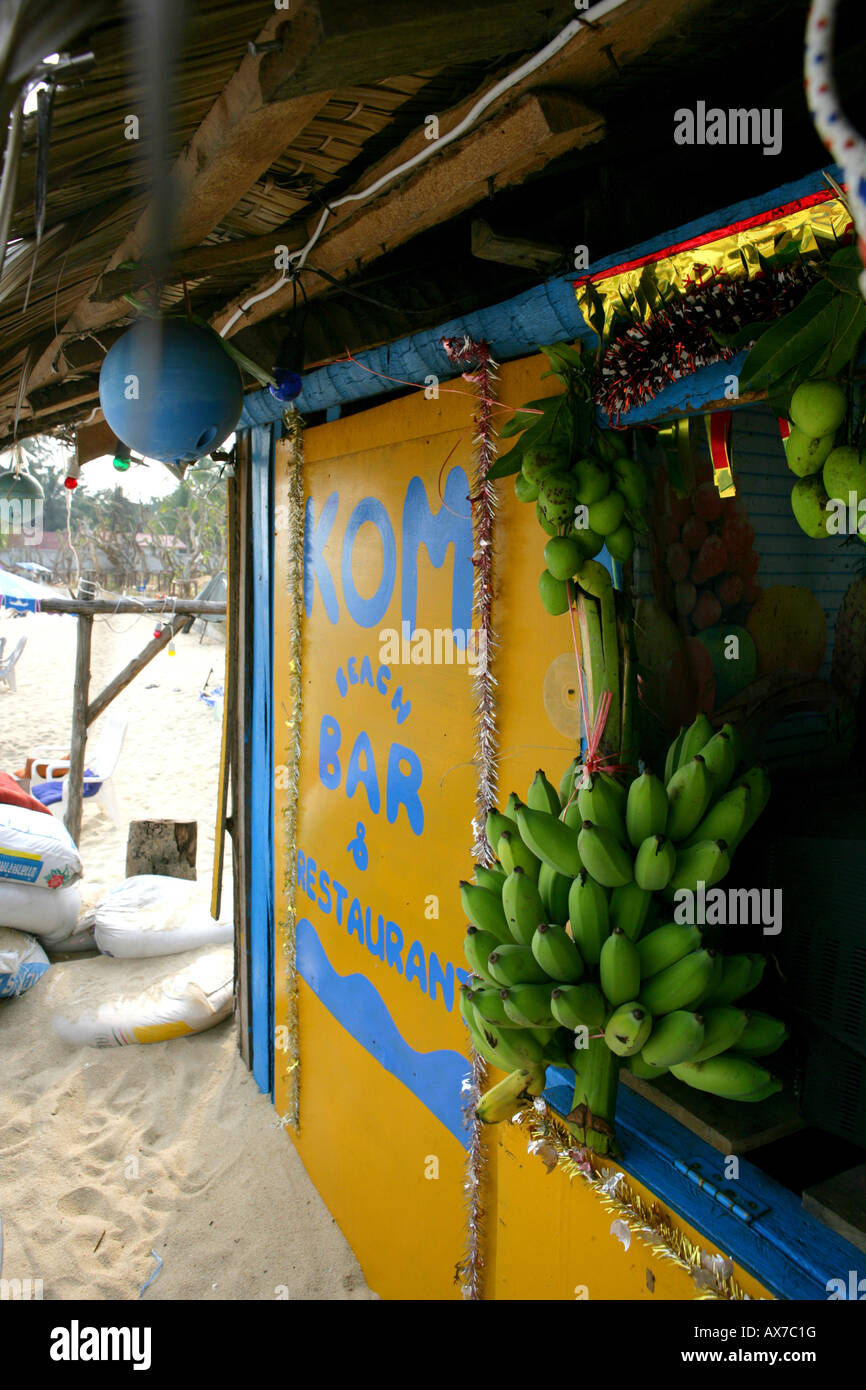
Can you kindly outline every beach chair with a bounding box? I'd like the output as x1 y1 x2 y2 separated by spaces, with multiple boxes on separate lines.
28 708 128 828
0 635 26 692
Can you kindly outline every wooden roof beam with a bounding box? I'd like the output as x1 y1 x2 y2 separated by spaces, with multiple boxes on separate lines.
214 89 605 337
16 0 577 419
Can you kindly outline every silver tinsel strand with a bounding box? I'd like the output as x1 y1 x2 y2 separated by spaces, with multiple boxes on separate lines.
443 336 499 1301
280 407 305 1132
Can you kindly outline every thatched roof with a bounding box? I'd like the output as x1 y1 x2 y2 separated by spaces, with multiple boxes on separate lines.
0 0 863 451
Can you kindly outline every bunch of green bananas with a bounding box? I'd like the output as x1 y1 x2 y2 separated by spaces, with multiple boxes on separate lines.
460 720 787 1153
512 431 648 616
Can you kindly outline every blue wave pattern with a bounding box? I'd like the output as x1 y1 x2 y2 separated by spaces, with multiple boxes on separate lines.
296 916 471 1146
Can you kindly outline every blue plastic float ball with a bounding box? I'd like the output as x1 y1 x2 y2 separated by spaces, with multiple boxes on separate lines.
99 319 244 463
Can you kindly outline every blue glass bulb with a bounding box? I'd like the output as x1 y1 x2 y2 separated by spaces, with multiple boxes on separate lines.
269 369 303 402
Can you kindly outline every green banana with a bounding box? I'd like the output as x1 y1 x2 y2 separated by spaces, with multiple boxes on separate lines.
629 1054 669 1079
459 983 478 1030
558 756 581 809
486 809 517 857
665 755 713 841
560 794 583 829
688 1006 749 1061
460 881 510 940
637 922 703 978
568 870 610 964
600 772 628 817
505 791 522 819
514 802 582 876
667 839 730 894
487 942 551 987
742 953 766 996
474 863 506 893
736 1011 788 1056
550 982 606 1031
634 834 677 891
731 765 771 840
497 830 540 881
699 726 737 798
599 926 641 1006
625 769 668 848
471 986 523 1029
463 927 501 985
736 1078 784 1103
531 923 584 983
471 1019 546 1070
609 880 651 942
578 820 634 888
677 712 714 768
679 784 750 851
604 1002 653 1057
698 950 725 1005
670 1051 775 1099
501 866 545 946
501 982 558 1028
703 953 753 1006
577 773 627 842
528 768 562 815
476 1066 546 1123
537 861 572 924
664 727 686 784
641 1010 705 1067
638 948 716 1015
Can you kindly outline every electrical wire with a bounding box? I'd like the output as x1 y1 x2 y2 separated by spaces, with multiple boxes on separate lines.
219 0 631 338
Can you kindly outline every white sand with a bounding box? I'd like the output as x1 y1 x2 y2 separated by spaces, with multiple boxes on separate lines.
0 610 373 1300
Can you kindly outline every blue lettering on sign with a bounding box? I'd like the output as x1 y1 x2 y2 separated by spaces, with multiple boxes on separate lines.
402 468 473 643
303 469 472 638
318 714 424 836
299 848 462 1021
341 498 397 628
304 492 340 623
346 730 380 813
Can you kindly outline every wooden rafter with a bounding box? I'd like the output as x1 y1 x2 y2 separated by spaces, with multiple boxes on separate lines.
13 0 577 428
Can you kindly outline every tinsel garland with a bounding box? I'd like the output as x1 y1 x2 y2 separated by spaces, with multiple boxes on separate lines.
516 1100 752 1301
278 406 305 1133
597 263 810 420
442 334 500 1302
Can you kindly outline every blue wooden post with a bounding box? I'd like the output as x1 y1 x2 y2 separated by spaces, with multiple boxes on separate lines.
249 425 275 1093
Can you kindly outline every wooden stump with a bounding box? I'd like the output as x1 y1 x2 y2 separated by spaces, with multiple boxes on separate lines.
126 820 197 880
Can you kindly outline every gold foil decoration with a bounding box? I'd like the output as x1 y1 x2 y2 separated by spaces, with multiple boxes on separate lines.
576 194 852 340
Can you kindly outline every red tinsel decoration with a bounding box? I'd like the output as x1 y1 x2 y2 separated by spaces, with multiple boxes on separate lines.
596 265 811 421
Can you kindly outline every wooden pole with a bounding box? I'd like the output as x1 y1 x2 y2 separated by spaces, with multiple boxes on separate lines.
39 597 224 616
85 614 187 726
65 613 93 844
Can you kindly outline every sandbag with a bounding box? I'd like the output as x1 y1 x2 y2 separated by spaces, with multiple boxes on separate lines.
0 879 82 945
51 944 234 1047
0 804 82 888
0 926 50 997
86 875 233 958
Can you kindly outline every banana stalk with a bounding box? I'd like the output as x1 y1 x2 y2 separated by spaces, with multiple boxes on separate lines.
576 563 619 762
617 591 638 767
565 1033 621 1156
575 589 601 731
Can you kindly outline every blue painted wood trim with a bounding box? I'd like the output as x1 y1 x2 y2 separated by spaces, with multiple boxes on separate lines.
238 165 842 429
545 1069 866 1301
249 425 276 1094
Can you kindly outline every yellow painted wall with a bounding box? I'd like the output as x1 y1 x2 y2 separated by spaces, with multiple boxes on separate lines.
272 354 773 1301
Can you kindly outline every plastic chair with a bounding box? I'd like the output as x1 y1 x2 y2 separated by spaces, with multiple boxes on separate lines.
0 635 26 692
28 707 128 828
